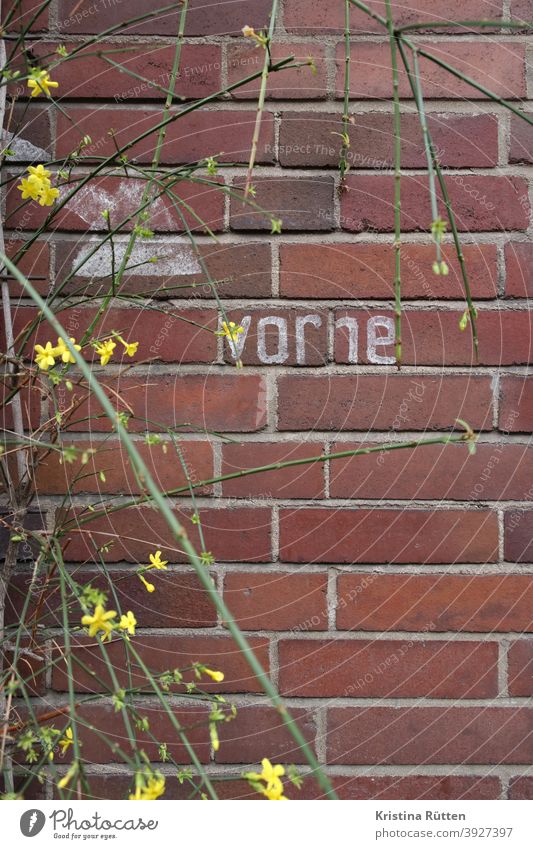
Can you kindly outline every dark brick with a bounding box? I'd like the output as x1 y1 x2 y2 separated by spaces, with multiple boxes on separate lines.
230 176 335 232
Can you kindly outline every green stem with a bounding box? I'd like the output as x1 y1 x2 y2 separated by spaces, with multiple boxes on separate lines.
67 431 474 531
385 0 402 369
413 44 533 125
56 548 83 796
339 0 351 179
397 39 479 361
245 0 279 196
411 49 440 261
397 20 533 32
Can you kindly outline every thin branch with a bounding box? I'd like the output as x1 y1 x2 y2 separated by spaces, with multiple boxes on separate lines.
385 0 402 368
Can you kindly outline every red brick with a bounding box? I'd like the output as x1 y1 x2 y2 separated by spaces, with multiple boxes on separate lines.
0 510 45 560
63 773 292 801
223 308 328 366
56 0 183 34
279 242 498 300
52 635 270 694
2 640 46 696
43 770 504 800
505 242 533 298
230 176 334 232
277 375 493 431
58 0 272 36
7 568 216 629
279 112 498 168
11 103 52 161
6 237 49 278
279 507 498 564
336 42 525 100
511 0 533 24
222 441 325 498
223 572 328 630
333 775 500 800
337 573 533 632
215 706 316 763
11 305 217 364
284 0 503 34
227 43 327 99
509 777 533 800
509 114 533 164
508 641 533 696
57 108 275 165
5 238 49 297
54 239 272 300
63 505 272 563
187 0 273 36
5 0 49 30
6 175 225 234
68 703 211 764
36 439 213 495
279 638 497 698
505 510 533 563
1 380 41 431
60 374 267 433
335 309 533 366
208 777 320 799
340 174 529 232
2 180 46 235
499 376 533 433
0 775 44 799
13 42 222 101
327 707 533 764
330 442 533 502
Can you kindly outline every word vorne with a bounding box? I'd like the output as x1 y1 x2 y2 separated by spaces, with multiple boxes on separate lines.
225 314 396 365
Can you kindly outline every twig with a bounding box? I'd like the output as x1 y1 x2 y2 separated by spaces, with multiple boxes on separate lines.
244 0 280 196
385 0 402 368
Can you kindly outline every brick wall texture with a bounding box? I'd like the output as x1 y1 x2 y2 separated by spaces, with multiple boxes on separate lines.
9 0 533 800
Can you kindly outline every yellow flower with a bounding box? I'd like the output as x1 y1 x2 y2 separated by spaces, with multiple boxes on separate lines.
95 339 116 366
57 763 77 790
28 164 51 181
139 574 155 593
216 321 244 343
81 604 117 641
55 337 81 364
241 24 268 46
147 550 168 570
58 727 73 756
27 68 59 98
119 610 137 636
203 667 224 683
129 770 165 801
34 341 57 371
246 758 287 801
38 183 60 207
17 174 43 201
118 337 139 357
18 165 59 207
263 785 288 801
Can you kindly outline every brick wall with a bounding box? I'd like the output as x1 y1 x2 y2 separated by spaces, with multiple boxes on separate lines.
9 0 533 799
